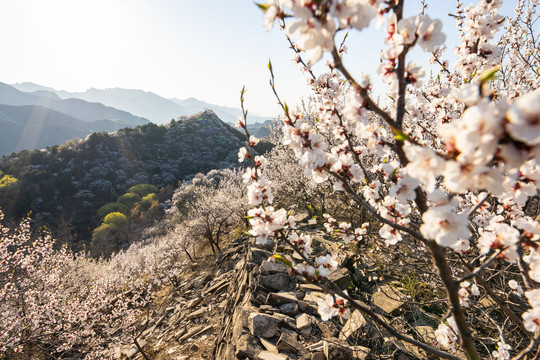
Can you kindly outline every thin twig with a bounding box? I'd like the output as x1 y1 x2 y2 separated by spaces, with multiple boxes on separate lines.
459 256 530 339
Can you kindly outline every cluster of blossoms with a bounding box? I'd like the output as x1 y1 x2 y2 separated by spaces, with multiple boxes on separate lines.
249 0 540 358
492 342 512 360
500 0 540 99
263 0 383 63
322 213 368 243
522 289 540 334
294 254 339 281
435 316 459 351
453 0 505 83
237 118 297 246
288 232 313 257
457 281 480 308
247 206 296 245
420 190 470 249
380 12 445 94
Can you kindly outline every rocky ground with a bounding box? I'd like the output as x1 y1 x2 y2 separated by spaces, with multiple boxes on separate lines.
111 228 472 360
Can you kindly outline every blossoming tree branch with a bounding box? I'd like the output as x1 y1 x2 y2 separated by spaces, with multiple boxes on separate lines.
238 0 540 359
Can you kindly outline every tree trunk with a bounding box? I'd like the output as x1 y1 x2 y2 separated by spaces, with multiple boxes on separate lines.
183 247 194 262
207 231 221 254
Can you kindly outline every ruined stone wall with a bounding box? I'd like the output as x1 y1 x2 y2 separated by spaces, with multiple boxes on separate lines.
214 234 373 360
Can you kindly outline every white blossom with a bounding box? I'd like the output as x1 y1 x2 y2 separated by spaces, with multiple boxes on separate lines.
506 89 540 145
492 342 512 360
416 15 446 52
508 280 523 296
435 316 459 350
238 147 249 163
317 294 339 321
420 199 470 247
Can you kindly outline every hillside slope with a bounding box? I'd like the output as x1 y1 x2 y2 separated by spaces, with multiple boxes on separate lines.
0 110 245 245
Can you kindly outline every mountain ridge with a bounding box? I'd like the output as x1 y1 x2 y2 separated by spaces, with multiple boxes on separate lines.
0 82 150 125
0 82 152 155
12 82 272 125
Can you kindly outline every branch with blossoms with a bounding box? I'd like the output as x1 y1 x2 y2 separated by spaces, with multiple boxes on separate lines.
237 88 464 359
248 0 540 359
270 51 476 356
280 227 463 360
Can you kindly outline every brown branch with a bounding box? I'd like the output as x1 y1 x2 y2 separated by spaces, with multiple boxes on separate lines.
457 250 502 283
337 175 426 241
333 109 373 183
427 241 481 360
282 24 317 81
510 333 540 360
395 0 407 130
517 245 536 291
134 337 151 360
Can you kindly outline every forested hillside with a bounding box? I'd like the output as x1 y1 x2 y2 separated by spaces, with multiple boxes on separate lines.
0 110 248 249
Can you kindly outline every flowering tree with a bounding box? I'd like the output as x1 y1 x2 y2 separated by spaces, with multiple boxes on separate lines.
239 0 540 359
168 169 247 255
0 211 144 358
262 137 366 220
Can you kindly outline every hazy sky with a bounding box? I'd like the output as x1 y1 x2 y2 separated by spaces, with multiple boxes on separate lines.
0 1 518 118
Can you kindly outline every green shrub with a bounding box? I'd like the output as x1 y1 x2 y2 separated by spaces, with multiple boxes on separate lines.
97 202 128 218
127 184 159 197
117 192 141 207
141 193 158 203
103 212 128 226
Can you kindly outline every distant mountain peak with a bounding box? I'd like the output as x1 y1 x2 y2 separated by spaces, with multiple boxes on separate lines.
175 109 223 126
32 90 61 100
11 82 57 93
